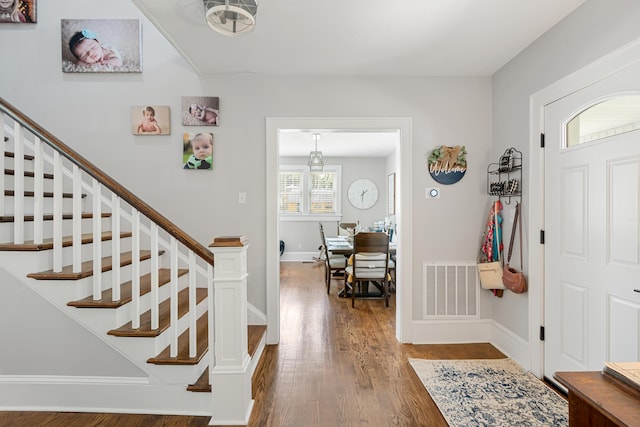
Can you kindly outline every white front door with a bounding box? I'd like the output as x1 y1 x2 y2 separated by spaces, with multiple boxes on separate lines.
544 59 640 381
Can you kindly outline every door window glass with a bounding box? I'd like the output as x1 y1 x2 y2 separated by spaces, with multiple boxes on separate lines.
566 94 640 147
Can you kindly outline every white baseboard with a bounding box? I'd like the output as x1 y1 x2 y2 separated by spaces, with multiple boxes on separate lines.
0 382 211 416
411 319 492 344
247 302 266 325
280 252 319 262
410 319 532 373
489 320 531 371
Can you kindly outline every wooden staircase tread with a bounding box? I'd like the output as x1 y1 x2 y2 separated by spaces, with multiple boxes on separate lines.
67 268 187 308
147 313 208 365
0 212 111 223
108 287 207 337
186 368 212 392
5 168 54 179
26 250 163 280
4 190 85 198
0 231 132 251
4 151 35 161
248 325 267 358
186 325 266 393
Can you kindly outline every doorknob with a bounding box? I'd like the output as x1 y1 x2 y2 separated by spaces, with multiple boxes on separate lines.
634 289 640 293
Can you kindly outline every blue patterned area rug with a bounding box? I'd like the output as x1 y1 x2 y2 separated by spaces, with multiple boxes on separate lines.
408 358 568 427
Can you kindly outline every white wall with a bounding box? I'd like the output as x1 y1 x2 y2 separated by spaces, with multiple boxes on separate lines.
492 0 640 341
0 268 146 376
0 0 493 323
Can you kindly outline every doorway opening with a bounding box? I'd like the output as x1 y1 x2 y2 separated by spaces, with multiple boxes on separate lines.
266 117 413 345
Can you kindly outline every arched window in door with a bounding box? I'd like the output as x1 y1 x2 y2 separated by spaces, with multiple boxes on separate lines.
566 94 640 147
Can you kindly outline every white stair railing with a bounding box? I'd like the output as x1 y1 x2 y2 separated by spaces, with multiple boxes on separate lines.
2 97 255 424
1 98 217 380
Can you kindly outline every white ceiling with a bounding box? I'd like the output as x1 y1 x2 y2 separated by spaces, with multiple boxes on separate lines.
278 130 398 158
133 0 585 76
132 0 586 156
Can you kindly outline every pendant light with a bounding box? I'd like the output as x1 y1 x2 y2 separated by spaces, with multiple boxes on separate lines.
307 133 324 171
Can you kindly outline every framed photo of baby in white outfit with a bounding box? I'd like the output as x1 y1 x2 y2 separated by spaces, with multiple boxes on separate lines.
61 19 142 73
182 96 220 126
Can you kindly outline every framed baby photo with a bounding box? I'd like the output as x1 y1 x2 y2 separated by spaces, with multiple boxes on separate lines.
182 96 219 126
131 105 171 135
61 19 142 73
0 0 36 23
183 132 214 170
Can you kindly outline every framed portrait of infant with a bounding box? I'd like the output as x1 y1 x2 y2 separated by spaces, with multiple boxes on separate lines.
182 96 220 126
61 19 142 73
0 0 36 23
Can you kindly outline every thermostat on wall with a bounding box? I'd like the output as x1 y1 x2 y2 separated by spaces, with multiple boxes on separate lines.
426 188 440 199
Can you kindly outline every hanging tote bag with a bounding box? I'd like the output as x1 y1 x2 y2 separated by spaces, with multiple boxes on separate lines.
502 202 527 293
478 201 505 289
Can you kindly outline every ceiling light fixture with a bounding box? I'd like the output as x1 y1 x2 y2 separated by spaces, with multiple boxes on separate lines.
204 0 258 36
308 133 324 172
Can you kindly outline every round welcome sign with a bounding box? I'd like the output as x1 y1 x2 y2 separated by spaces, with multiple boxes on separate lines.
428 145 467 185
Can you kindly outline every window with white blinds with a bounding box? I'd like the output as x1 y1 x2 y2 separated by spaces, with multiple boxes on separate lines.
310 171 336 213
279 170 303 213
279 165 341 219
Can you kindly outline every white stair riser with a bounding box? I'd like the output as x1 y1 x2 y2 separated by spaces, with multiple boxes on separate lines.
0 216 114 242
112 273 192 327
2 238 134 270
3 174 59 193
152 298 208 356
2 195 82 215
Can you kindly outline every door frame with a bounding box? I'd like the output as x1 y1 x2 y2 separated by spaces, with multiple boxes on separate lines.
529 37 640 377
266 117 413 345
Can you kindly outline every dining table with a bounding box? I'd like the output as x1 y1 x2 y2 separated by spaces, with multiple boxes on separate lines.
325 235 396 298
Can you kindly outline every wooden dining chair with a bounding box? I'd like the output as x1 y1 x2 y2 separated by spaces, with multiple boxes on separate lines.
319 223 346 293
344 232 391 307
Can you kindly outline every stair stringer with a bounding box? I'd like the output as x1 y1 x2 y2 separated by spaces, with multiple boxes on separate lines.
0 252 215 414
0 266 214 416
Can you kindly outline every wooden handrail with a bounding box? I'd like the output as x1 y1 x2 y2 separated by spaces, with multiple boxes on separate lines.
0 96 214 265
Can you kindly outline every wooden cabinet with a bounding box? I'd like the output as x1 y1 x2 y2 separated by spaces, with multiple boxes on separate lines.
554 371 640 427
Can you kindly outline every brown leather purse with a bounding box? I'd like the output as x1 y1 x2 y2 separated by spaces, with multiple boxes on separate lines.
503 202 527 293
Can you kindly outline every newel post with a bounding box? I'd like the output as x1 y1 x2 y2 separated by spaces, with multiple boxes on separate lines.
208 236 253 426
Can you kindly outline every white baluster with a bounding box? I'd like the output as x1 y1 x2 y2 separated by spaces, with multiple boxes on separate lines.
150 222 159 330
0 113 5 216
13 122 24 244
72 165 82 272
92 178 101 299
189 250 197 358
170 236 179 358
52 151 63 272
111 195 121 301
0 112 7 216
33 137 44 245
131 209 141 328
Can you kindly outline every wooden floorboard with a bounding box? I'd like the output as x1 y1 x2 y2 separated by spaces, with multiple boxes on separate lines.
0 261 506 426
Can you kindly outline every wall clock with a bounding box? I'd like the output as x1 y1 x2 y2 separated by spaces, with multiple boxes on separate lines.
348 179 378 209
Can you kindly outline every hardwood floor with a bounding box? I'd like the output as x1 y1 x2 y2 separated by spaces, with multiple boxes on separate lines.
0 261 505 426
